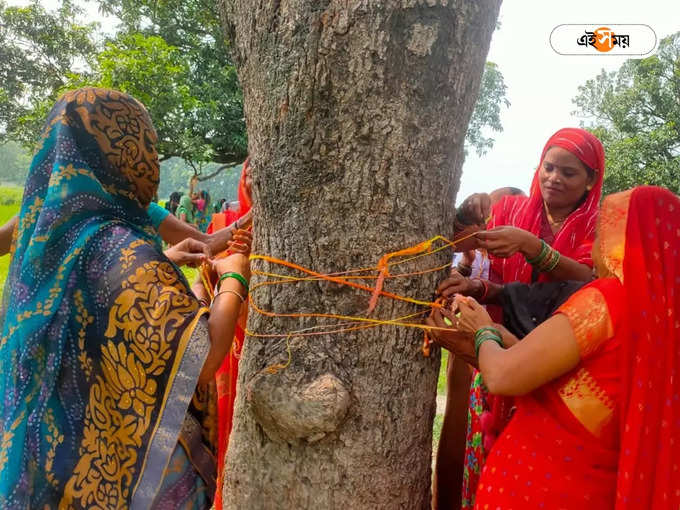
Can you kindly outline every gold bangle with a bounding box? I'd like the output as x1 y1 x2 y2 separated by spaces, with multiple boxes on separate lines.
211 289 245 305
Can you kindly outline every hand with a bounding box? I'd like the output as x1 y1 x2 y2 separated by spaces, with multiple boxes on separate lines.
425 308 477 367
437 271 475 299
475 226 539 259
458 193 491 226
226 229 253 256
213 252 251 283
236 210 253 230
454 295 493 334
164 238 211 267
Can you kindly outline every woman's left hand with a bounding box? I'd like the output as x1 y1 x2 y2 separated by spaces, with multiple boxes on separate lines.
164 238 211 267
425 308 477 367
475 226 539 258
226 229 253 256
454 295 494 334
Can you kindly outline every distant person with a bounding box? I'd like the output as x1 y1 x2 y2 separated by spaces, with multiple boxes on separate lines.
165 191 182 215
176 194 196 225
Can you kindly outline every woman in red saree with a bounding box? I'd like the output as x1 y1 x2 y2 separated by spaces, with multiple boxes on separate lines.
431 185 680 509
197 158 253 506
436 128 606 508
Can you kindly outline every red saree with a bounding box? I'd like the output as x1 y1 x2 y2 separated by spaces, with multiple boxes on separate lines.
205 159 252 507
462 128 606 507
475 186 680 509
487 127 606 285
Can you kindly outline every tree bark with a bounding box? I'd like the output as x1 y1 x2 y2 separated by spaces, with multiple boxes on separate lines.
218 1 500 508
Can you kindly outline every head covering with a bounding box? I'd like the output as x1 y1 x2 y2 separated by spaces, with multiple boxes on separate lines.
488 127 605 284
0 88 210 507
177 194 195 223
596 186 680 508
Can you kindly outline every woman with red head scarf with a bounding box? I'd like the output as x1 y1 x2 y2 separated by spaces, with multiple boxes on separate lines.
432 186 680 509
435 128 606 509
194 158 253 507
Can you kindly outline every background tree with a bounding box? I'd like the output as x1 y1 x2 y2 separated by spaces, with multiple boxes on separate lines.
220 1 501 508
573 32 680 195
467 61 509 156
0 1 98 145
1 0 507 186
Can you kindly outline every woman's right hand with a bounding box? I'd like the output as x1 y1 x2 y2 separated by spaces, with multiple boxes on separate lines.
437 270 474 299
458 193 492 226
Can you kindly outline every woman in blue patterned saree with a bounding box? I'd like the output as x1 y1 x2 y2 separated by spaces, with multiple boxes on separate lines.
0 87 249 508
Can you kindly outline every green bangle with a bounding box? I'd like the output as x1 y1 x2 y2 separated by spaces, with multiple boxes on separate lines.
474 326 501 339
475 332 504 358
541 249 561 272
218 271 249 294
525 240 549 265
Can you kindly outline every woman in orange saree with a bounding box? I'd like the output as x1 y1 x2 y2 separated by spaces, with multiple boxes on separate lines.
429 185 680 509
198 158 253 506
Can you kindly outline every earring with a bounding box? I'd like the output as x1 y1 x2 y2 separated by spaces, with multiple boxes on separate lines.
586 185 593 191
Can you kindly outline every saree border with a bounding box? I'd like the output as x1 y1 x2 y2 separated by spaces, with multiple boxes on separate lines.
130 310 210 509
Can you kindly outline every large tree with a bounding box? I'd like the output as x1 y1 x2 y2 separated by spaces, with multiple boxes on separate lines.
573 32 680 195
220 2 501 508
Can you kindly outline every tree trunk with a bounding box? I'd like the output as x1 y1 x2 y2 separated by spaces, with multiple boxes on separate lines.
219 1 500 508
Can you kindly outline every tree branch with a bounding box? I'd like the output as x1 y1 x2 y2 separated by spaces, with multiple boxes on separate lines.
197 160 243 181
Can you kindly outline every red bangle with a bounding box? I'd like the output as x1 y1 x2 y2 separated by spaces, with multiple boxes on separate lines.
473 278 489 301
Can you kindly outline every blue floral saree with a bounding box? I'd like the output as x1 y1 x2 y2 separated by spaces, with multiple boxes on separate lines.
0 88 214 509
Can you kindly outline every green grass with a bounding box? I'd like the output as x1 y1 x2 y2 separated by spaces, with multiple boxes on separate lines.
182 266 198 284
437 349 449 395
0 201 21 291
432 414 444 451
0 186 23 206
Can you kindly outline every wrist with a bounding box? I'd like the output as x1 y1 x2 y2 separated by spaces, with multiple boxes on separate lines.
216 271 249 295
469 278 488 300
522 234 542 258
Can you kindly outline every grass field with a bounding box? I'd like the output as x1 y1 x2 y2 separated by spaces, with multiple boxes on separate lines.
0 200 20 291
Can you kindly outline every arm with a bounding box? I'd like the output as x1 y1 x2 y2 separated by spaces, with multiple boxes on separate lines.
456 297 580 396
159 208 253 257
197 256 249 385
159 212 207 245
476 227 593 282
0 215 18 256
477 314 579 395
436 271 504 305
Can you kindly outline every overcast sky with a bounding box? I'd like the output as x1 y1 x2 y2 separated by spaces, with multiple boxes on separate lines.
458 0 680 202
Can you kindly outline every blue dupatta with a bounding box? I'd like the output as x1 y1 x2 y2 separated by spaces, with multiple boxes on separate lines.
0 88 211 508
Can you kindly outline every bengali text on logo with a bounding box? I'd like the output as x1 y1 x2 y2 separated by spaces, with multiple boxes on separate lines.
550 24 656 56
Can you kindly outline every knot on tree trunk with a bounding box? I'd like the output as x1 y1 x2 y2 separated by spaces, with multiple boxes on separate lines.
247 371 351 444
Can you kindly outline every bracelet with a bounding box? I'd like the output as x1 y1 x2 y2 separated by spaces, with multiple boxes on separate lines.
217 271 249 294
472 278 489 301
212 289 245 305
474 327 504 357
525 239 550 265
540 248 561 272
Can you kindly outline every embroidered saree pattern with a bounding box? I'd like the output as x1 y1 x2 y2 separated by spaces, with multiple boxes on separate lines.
0 88 211 508
61 257 208 508
558 285 614 358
